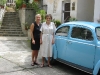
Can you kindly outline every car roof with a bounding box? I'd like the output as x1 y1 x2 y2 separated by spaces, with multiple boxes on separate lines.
59 21 100 29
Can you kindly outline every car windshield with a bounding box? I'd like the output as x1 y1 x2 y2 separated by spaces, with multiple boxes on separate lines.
96 27 100 40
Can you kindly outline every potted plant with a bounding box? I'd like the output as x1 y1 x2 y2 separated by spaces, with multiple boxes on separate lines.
1 5 4 9
22 1 26 8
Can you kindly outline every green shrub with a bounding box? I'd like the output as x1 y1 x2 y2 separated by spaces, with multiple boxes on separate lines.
0 0 7 5
68 17 77 22
16 0 23 9
53 20 61 27
37 10 46 23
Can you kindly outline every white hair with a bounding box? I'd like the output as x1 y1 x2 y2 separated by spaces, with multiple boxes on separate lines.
35 14 41 20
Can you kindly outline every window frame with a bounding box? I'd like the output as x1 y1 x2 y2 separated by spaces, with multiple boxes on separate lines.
95 27 100 41
71 26 94 41
55 26 70 37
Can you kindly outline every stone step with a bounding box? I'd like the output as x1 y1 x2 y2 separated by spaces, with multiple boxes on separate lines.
1 25 21 28
1 23 21 26
5 14 17 15
2 21 19 23
3 17 19 19
2 22 20 25
3 16 18 19
0 31 23 34
4 16 18 18
5 12 18 15
4 14 17 16
1 25 21 27
0 12 25 37
1 27 22 29
2 21 20 23
0 33 25 36
0 29 22 31
5 12 18 14
3 17 18 19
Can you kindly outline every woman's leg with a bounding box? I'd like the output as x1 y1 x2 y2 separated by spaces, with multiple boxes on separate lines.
31 50 35 66
48 57 52 67
34 50 39 65
41 57 44 67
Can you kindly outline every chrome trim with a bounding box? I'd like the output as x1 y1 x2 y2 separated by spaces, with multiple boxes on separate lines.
97 46 100 48
56 38 95 46
56 59 92 75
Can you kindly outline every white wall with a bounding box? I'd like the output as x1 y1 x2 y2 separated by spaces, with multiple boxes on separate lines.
0 4 6 27
43 0 94 22
94 0 100 23
19 9 26 35
70 0 77 18
77 0 94 21
43 0 63 21
0 9 5 22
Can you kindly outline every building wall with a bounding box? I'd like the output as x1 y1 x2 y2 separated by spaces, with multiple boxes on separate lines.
43 0 94 22
43 0 63 21
0 4 6 28
70 0 77 18
0 9 5 22
77 0 94 21
94 0 100 23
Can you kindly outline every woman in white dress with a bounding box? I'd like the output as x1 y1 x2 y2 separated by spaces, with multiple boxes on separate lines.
40 14 56 67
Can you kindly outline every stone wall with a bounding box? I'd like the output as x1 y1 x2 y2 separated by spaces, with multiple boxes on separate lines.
0 4 6 28
18 8 36 39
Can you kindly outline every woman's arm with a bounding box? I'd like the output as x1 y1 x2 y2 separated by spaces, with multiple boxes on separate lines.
52 22 56 44
40 32 42 44
30 23 35 44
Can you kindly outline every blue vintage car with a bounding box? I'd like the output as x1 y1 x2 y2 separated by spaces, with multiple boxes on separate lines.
52 21 100 75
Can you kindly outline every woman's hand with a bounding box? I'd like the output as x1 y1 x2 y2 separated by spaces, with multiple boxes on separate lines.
32 40 35 44
52 38 54 44
40 39 42 44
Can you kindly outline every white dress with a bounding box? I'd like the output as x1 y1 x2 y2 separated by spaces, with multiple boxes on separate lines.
40 22 56 57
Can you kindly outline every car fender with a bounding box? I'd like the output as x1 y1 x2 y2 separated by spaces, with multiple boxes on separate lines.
93 60 100 75
53 44 57 59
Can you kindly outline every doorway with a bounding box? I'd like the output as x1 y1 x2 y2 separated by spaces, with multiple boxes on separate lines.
62 2 70 23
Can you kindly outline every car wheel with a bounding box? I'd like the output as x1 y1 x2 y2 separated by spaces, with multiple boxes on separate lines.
97 69 100 75
50 57 56 65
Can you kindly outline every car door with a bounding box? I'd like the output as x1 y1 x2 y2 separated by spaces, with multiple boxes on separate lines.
55 26 70 59
66 26 95 69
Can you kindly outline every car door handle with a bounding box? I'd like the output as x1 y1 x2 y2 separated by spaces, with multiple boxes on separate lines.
67 41 72 44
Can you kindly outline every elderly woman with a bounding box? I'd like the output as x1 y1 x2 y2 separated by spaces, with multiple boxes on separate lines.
30 14 41 66
40 14 56 67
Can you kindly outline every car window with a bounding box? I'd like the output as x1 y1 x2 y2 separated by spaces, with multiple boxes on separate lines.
96 27 100 40
71 27 93 41
56 26 70 36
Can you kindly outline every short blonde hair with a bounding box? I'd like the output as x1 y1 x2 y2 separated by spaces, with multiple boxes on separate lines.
35 14 41 20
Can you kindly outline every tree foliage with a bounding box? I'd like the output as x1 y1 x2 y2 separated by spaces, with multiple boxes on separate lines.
15 0 23 9
0 0 7 5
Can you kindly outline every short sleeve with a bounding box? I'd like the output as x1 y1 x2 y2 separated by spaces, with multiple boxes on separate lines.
52 22 56 32
40 23 43 33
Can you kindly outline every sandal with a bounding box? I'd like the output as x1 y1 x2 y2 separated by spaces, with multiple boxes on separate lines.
34 62 39 65
48 64 52 68
40 64 44 68
31 62 34 66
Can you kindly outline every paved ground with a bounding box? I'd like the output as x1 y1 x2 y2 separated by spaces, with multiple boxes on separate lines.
0 37 91 75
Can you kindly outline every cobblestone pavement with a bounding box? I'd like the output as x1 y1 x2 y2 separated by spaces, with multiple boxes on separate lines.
0 40 91 75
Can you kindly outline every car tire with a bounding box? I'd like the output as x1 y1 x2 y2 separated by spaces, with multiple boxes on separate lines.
97 69 100 75
50 57 56 65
